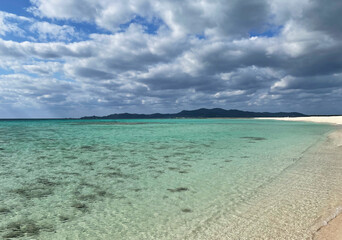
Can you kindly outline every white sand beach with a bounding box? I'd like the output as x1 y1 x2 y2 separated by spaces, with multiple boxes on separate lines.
258 116 342 240
257 116 342 125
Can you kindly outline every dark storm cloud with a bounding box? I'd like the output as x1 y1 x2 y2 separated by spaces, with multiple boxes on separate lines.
303 0 342 38
285 45 342 77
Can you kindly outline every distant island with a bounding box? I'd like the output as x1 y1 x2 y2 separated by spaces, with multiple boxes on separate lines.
81 108 306 119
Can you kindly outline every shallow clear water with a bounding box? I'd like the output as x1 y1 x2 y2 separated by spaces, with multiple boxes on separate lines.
0 119 334 239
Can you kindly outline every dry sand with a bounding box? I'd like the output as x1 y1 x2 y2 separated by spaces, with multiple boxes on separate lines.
257 116 342 125
258 116 342 240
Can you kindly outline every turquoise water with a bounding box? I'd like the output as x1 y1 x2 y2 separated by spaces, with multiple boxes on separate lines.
0 119 334 239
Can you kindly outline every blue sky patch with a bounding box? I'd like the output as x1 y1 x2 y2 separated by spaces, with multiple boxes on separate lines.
249 25 283 38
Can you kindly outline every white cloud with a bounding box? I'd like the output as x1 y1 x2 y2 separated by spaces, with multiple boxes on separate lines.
271 76 293 90
29 21 77 41
0 74 74 107
0 11 31 36
214 90 245 98
22 61 63 75
0 10 78 43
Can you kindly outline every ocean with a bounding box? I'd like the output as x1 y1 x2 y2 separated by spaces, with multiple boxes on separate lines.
0 119 337 239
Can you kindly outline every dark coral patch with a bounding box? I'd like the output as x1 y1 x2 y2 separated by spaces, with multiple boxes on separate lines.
59 215 70 222
181 208 192 213
0 207 11 214
11 186 53 199
241 137 266 141
96 190 107 197
71 202 88 212
76 194 97 202
168 167 179 171
3 220 43 239
80 145 93 149
36 178 60 187
167 187 189 193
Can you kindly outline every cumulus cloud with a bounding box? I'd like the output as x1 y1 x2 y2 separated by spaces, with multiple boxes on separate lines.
271 74 342 91
0 74 73 109
29 0 270 37
29 21 77 41
20 61 63 76
0 11 31 36
0 0 341 117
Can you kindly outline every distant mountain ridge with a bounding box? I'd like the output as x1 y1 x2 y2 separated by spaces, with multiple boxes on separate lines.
81 108 306 119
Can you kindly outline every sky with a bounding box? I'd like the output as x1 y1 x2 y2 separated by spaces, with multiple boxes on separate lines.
0 0 341 118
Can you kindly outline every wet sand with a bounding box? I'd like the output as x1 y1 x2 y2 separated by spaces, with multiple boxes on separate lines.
258 116 342 240
314 213 342 240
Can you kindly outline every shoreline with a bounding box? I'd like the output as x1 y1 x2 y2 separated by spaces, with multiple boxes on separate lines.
311 127 342 240
257 116 342 240
256 116 342 125
188 125 342 239
314 211 342 239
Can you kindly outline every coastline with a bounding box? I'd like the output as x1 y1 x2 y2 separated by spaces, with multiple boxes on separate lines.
256 116 342 125
314 213 342 240
257 116 342 240
312 127 342 240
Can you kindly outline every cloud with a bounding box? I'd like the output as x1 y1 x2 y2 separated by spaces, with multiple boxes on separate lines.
29 0 270 37
0 38 96 59
271 74 342 91
29 21 77 41
20 61 63 76
0 0 342 117
302 0 342 39
0 74 74 107
28 0 151 30
0 11 31 36
0 10 78 43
